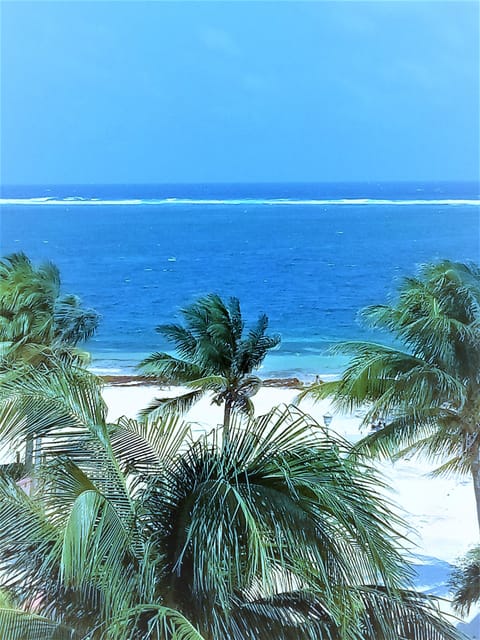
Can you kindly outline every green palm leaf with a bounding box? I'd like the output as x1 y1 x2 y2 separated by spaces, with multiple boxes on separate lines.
60 490 133 587
449 545 480 615
110 414 192 474
0 609 77 640
138 353 204 381
105 604 206 640
356 586 465 640
139 390 204 420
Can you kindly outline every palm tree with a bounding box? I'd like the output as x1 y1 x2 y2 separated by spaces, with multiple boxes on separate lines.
298 260 480 528
0 368 463 639
0 252 100 470
0 365 201 640
138 294 280 434
0 252 99 367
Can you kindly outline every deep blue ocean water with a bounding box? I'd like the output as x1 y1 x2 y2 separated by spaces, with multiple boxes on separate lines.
1 182 478 379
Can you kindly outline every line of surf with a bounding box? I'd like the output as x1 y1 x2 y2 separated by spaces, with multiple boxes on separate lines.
1 197 479 206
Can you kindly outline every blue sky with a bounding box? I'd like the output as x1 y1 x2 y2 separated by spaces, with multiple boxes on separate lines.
1 1 479 184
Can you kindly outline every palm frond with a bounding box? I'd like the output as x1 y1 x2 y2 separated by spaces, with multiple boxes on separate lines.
352 412 439 460
295 379 342 404
139 390 204 420
235 314 280 375
185 374 229 392
0 608 77 640
137 352 203 382
60 488 138 621
156 323 198 360
449 545 480 615
53 294 100 346
357 585 465 640
0 474 62 606
0 253 98 364
236 375 262 399
305 260 480 532
232 591 338 640
110 414 192 474
0 366 106 463
105 604 206 640
227 296 244 341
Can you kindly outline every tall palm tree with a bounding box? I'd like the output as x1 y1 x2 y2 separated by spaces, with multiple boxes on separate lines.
138 294 280 434
299 260 480 528
0 367 463 639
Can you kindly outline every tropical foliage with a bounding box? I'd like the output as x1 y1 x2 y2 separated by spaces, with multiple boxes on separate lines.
138 294 280 432
0 368 463 639
299 260 480 528
0 252 100 469
0 252 99 368
449 545 480 616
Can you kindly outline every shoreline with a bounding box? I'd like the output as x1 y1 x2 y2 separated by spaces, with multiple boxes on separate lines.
88 350 351 383
100 374 306 388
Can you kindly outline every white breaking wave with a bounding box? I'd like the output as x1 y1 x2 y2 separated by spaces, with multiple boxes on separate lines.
0 197 478 206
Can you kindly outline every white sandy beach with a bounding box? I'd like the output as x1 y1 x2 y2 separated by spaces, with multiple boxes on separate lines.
103 382 480 633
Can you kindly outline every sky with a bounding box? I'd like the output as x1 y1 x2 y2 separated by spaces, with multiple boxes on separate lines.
1 1 479 185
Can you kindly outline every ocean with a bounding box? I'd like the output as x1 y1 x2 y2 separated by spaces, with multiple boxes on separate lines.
1 182 478 379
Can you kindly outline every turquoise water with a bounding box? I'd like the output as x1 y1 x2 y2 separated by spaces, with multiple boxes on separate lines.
1 182 478 378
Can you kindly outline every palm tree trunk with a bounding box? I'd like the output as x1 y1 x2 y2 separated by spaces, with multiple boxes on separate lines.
24 435 34 473
223 400 232 444
471 451 480 531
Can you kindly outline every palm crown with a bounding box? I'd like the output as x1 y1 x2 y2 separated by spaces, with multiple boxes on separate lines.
300 260 480 528
138 294 281 430
0 253 99 367
0 252 100 471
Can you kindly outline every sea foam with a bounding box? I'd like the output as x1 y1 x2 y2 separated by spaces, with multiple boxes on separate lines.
1 197 479 206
